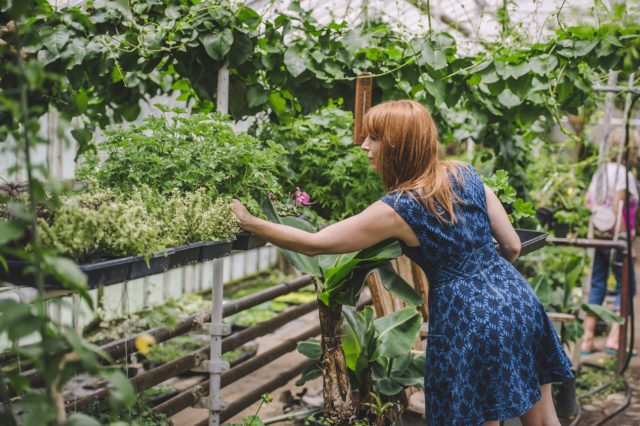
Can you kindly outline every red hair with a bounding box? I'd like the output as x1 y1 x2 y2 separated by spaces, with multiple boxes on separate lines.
363 100 468 223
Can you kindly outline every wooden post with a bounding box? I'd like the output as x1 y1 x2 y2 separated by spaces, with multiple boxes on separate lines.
354 72 372 145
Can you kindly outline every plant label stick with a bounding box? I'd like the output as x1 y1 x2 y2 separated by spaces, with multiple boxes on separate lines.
353 72 372 145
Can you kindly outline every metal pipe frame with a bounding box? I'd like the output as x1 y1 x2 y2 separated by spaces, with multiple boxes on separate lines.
154 324 322 417
64 300 319 412
10 275 313 396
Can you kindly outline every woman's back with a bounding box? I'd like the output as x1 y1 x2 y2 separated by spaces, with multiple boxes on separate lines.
382 164 573 425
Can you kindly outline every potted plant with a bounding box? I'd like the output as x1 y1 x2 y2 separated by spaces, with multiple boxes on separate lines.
261 198 422 424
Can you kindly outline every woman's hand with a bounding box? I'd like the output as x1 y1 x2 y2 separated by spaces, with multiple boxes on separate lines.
231 199 254 230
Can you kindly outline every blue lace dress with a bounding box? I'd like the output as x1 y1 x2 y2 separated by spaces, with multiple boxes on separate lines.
380 165 573 425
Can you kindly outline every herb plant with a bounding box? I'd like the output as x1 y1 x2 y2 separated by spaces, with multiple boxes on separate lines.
76 105 285 214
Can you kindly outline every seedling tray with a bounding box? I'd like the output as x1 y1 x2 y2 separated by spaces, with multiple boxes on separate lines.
168 242 204 268
199 239 233 262
516 229 548 256
232 231 266 250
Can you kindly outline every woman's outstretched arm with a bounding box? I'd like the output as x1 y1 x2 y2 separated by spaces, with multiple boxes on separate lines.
484 184 521 263
232 199 419 256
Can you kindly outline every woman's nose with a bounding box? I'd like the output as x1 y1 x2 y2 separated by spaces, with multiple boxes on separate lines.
362 137 370 151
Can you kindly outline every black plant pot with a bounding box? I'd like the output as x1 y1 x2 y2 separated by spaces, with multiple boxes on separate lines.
128 252 170 280
199 239 233 261
167 242 204 268
515 229 548 256
494 229 548 257
554 375 577 418
0 256 132 289
232 231 266 250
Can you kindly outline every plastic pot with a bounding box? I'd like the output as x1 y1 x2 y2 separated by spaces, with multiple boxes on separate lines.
167 242 204 268
199 239 233 261
232 231 266 250
515 229 548 256
0 256 132 289
554 374 577 418
128 252 170 280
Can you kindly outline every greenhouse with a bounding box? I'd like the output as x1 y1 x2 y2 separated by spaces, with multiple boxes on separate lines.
1 0 640 425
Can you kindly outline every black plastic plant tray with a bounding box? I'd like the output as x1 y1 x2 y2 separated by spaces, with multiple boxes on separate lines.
128 252 170 280
516 229 548 256
0 256 132 290
232 231 266 250
199 239 233 262
168 242 204 268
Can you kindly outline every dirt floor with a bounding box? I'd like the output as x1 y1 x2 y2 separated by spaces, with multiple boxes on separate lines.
172 244 640 426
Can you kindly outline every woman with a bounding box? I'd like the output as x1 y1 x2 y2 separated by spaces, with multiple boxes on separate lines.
232 100 573 425
582 127 639 356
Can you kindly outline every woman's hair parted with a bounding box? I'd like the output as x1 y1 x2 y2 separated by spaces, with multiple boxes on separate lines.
363 100 468 224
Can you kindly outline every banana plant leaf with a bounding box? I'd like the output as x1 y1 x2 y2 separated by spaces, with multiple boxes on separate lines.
582 303 624 324
261 197 422 307
260 196 322 277
342 306 422 383
371 351 425 396
342 306 376 380
373 307 423 359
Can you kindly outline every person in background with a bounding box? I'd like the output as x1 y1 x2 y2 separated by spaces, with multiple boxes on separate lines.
582 127 640 356
232 100 573 425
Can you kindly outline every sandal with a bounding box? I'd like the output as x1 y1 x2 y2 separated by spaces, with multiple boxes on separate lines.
604 348 638 357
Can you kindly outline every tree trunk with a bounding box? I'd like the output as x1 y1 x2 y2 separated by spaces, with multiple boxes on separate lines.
317 300 356 425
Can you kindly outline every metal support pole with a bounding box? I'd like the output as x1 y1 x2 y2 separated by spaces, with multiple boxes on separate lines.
618 252 630 373
217 64 229 115
204 257 228 425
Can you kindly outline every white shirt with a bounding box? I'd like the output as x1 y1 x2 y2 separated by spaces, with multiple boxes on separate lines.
588 162 638 207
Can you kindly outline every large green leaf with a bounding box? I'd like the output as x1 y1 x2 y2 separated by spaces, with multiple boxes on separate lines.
374 307 422 358
529 274 550 307
201 29 233 60
375 377 403 396
295 364 322 386
326 259 389 306
260 197 321 277
319 252 357 278
354 239 402 260
342 306 374 376
374 262 423 306
284 45 308 77
43 255 92 310
582 303 624 324
297 338 322 360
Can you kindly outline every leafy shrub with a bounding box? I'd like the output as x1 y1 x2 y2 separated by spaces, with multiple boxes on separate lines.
76 105 285 214
252 102 384 220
